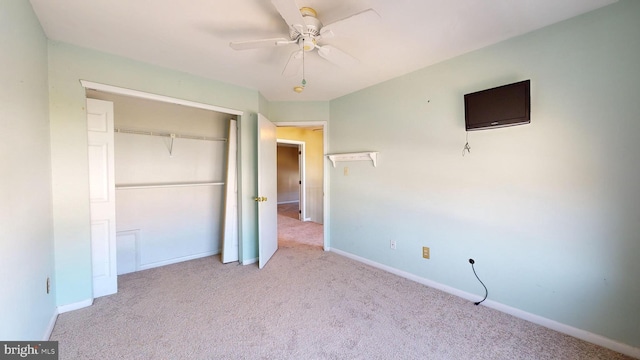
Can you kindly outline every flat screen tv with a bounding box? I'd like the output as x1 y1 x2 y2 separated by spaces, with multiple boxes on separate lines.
464 80 530 131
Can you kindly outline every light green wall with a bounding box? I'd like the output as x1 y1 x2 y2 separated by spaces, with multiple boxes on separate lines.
329 0 640 347
48 42 262 305
0 0 56 339
268 101 330 122
4 0 636 349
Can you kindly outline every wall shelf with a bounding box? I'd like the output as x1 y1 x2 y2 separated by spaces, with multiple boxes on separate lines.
326 152 378 167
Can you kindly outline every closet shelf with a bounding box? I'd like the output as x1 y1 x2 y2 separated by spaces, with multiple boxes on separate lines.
116 182 225 190
115 128 227 142
326 152 379 167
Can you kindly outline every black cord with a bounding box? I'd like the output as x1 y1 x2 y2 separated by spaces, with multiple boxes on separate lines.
469 259 488 305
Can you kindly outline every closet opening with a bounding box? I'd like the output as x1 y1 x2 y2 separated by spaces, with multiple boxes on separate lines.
85 87 241 284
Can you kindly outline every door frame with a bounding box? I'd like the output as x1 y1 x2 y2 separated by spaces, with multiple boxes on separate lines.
274 121 329 251
276 139 306 221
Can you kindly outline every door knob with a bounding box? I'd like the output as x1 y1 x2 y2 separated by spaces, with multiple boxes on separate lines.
254 196 267 202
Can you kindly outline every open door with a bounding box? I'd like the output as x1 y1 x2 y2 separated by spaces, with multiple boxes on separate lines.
257 114 278 268
86 98 117 297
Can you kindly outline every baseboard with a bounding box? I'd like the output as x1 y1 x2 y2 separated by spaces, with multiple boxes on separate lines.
330 248 640 359
43 309 58 340
277 201 299 205
138 251 218 271
241 257 258 265
57 298 93 314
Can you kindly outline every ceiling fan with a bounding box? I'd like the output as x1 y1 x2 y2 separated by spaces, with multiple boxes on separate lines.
229 0 379 91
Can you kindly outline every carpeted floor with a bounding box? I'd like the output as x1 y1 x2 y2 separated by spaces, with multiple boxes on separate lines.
278 202 300 220
278 202 323 249
49 212 633 359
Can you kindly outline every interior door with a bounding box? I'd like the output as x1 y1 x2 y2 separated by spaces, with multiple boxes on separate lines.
257 114 278 268
86 98 117 297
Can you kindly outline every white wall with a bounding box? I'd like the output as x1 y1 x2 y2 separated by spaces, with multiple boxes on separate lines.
0 0 56 340
329 0 640 350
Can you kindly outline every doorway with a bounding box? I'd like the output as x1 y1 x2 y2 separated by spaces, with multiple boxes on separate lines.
277 140 304 221
275 124 326 250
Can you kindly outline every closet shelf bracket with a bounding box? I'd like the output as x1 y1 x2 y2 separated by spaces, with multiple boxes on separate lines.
169 133 176 156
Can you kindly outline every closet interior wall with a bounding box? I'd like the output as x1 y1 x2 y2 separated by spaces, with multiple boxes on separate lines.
86 90 233 274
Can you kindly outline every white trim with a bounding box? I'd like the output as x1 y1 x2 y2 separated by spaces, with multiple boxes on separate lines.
277 200 299 205
138 251 218 271
43 310 58 340
57 299 93 314
330 248 640 359
79 80 244 116
274 121 329 251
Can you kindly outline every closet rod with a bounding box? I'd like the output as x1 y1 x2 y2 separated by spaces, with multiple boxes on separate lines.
114 128 227 142
116 182 225 190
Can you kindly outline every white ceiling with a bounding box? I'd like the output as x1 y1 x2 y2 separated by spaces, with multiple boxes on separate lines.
29 0 616 102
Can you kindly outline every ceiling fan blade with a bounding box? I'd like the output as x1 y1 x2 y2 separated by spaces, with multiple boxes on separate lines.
271 0 305 30
282 50 303 77
229 38 294 50
320 9 380 38
317 45 358 67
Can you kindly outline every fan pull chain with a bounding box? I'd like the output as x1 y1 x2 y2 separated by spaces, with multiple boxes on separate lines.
302 42 306 88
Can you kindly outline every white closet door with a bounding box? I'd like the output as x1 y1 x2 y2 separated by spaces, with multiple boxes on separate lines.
222 119 239 263
87 98 117 298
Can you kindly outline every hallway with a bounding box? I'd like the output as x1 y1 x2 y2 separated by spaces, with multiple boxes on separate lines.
278 203 323 249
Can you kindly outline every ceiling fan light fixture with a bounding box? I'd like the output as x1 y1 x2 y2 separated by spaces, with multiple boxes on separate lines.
299 7 317 18
302 37 316 51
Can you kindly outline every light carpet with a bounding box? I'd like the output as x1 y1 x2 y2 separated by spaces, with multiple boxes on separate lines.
50 213 632 359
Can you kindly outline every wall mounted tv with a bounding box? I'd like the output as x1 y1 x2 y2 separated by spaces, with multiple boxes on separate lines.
464 80 530 131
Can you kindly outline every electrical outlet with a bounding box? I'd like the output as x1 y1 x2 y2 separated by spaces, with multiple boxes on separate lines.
390 240 396 250
422 247 430 259
344 167 349 176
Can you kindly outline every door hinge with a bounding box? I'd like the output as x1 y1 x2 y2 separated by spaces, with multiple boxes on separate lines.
299 180 302 185
299 210 302 214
